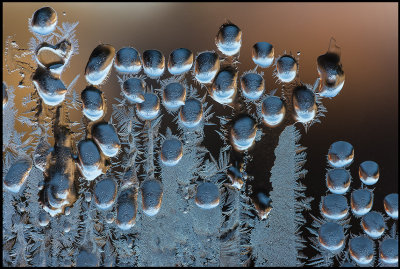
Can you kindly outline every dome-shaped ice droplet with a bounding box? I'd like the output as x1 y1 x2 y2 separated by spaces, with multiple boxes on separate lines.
77 139 103 181
141 179 163 216
240 72 265 100
383 193 398 219
81 86 105 121
276 55 297 83
253 192 272 220
211 68 238 104
292 85 317 123
38 211 50 226
195 182 220 209
179 98 203 128
318 222 345 251
33 137 51 172
379 238 398 264
361 211 385 238
92 122 120 157
30 7 57 35
136 92 160 121
317 52 345 98
142 49 165 78
85 44 115 85
3 82 8 108
227 165 245 190
252 42 274 68
168 48 193 75
116 189 137 230
160 138 183 166
230 115 257 151
49 172 71 200
35 40 72 75
32 67 67 106
359 161 379 185
114 47 142 74
261 96 286 127
162 82 186 110
94 178 117 210
106 212 114 224
122 77 145 104
63 221 71 233
351 189 373 217
215 22 242 56
77 249 99 267
326 168 351 194
328 141 354 168
4 158 32 193
321 194 348 220
194 51 220 84
349 236 374 265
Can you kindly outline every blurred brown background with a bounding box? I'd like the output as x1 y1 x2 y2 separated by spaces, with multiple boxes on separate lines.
3 2 398 258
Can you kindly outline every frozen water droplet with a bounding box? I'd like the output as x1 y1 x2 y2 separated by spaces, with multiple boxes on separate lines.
116 189 137 230
141 178 163 216
64 206 71 215
162 82 186 110
361 211 385 238
38 211 50 226
160 138 183 166
168 48 193 75
383 193 398 219
321 194 348 220
215 22 242 56
81 86 105 121
211 67 238 104
142 49 165 78
379 238 398 264
241 72 265 100
92 122 121 157
179 98 203 128
227 165 244 189
85 44 115 85
195 182 220 209
33 137 51 172
261 96 285 127
351 189 373 216
276 55 297 83
318 222 345 251
317 47 345 98
136 92 160 121
359 161 379 185
122 77 145 103
349 236 374 265
63 221 71 232
114 47 142 74
252 42 274 68
326 168 351 194
77 139 103 181
4 158 32 193
106 212 114 224
94 178 117 210
328 141 354 168
194 51 220 84
32 67 67 106
85 192 92 202
31 7 57 36
292 85 317 123
253 192 272 220
35 40 72 75
231 115 257 151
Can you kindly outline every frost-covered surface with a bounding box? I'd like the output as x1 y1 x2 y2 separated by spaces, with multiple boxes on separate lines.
4 6 398 268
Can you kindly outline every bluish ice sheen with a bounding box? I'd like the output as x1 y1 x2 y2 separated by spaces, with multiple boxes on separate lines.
292 85 317 123
361 211 385 238
359 161 379 185
328 141 354 168
195 182 220 209
30 7 57 35
194 51 220 84
379 238 398 264
383 193 398 219
231 115 257 151
276 55 297 83
215 22 242 56
92 122 121 157
77 139 103 181
211 68 238 104
162 82 186 110
32 68 67 106
85 44 116 85
114 47 142 74
326 168 351 194
142 49 165 78
122 77 145 103
321 194 348 220
179 98 203 128
252 42 274 68
168 48 193 75
349 236 374 265
136 92 160 121
160 138 183 166
351 189 373 216
81 86 105 121
94 178 117 210
141 179 163 216
261 96 285 127
240 72 265 100
318 222 345 251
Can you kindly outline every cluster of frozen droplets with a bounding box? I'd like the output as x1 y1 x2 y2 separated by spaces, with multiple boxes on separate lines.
307 140 398 267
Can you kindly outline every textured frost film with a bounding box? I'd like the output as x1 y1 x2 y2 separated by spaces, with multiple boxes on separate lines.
3 5 397 268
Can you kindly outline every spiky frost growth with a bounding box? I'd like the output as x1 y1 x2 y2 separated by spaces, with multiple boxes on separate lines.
250 125 309 266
